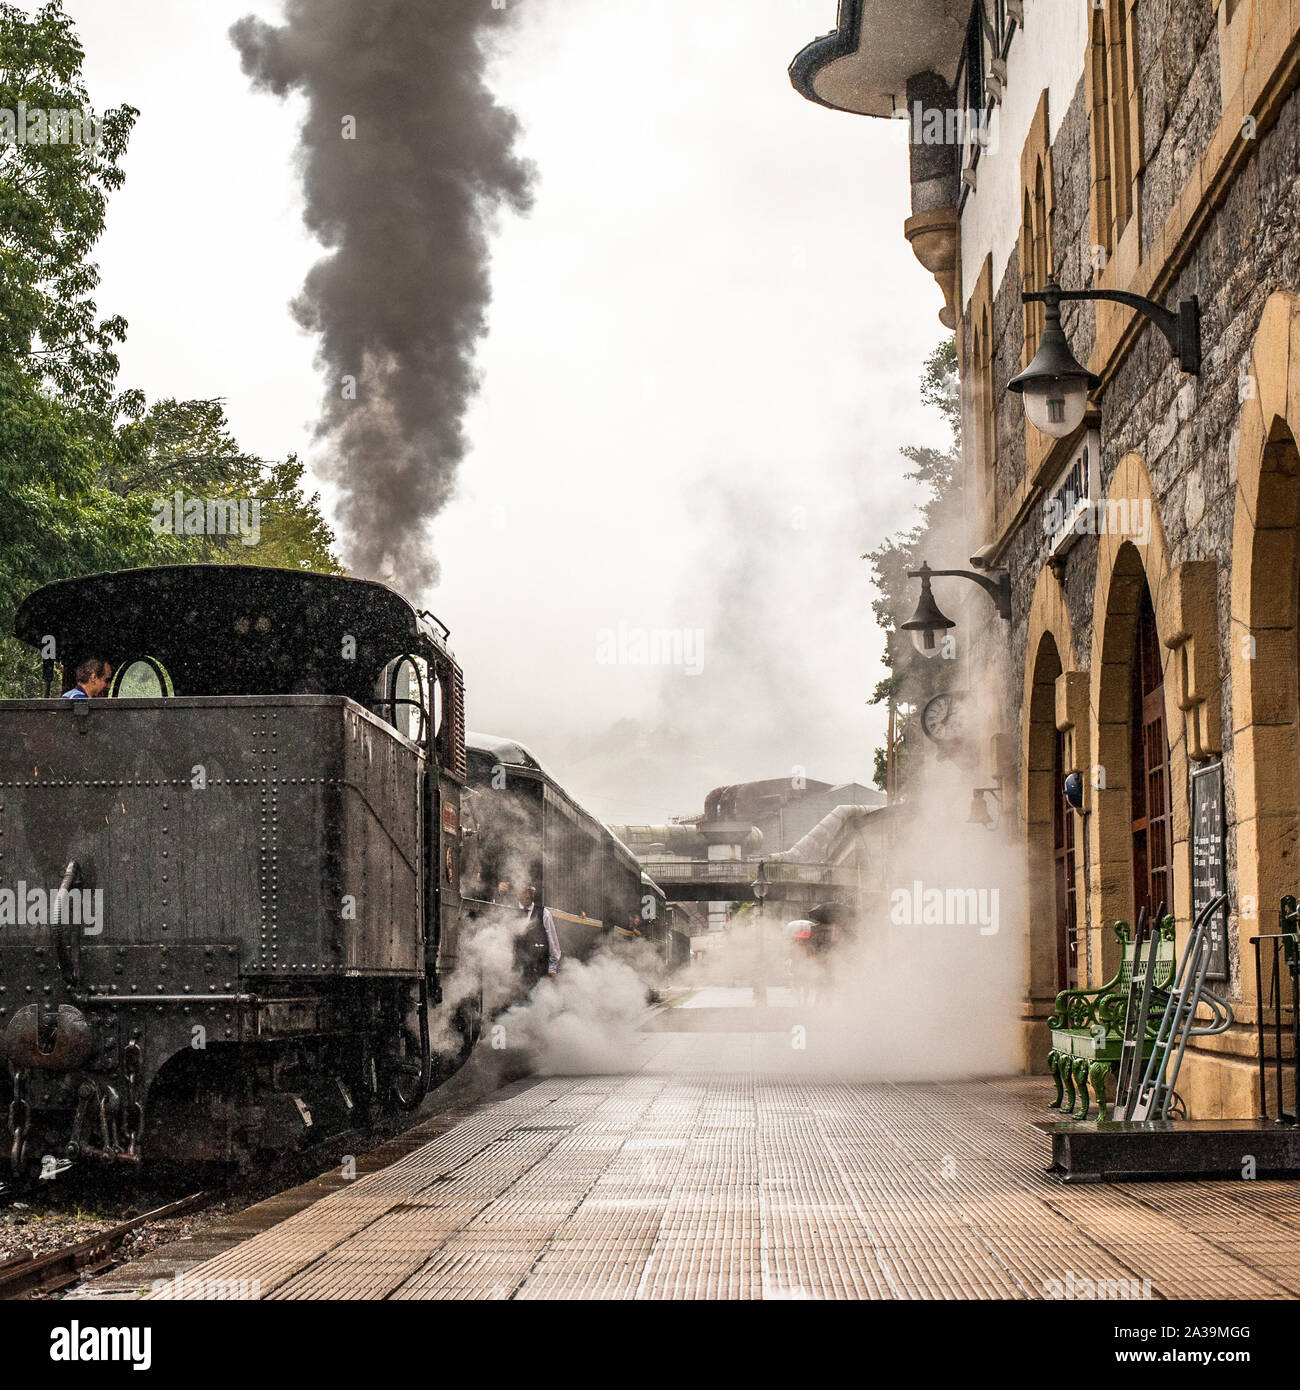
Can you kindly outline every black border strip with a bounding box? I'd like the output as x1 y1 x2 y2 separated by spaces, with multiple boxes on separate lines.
787 0 865 109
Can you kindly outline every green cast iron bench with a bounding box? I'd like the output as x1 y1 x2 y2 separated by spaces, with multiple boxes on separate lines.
1047 916 1176 1119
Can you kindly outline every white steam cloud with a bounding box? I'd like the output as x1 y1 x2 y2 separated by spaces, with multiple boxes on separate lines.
494 952 652 1075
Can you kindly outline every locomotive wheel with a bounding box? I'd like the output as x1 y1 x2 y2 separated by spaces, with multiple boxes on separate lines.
457 986 485 1053
388 1055 426 1112
384 977 431 1113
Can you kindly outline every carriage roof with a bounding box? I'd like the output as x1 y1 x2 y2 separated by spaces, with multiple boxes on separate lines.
467 731 650 884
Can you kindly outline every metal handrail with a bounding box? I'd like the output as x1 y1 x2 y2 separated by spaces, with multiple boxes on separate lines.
1252 899 1300 1123
639 858 857 886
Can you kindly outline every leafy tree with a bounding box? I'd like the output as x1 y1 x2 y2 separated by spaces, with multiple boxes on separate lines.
109 397 342 573
0 1 136 412
0 6 341 696
0 1 154 695
864 337 962 794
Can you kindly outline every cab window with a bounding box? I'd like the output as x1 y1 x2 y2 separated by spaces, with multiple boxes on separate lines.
111 657 173 698
376 654 428 742
430 667 444 738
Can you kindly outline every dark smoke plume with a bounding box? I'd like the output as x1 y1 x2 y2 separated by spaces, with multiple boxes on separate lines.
231 1 535 590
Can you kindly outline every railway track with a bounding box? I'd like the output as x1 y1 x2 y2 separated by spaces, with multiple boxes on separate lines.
0 1048 519 1300
0 1118 428 1300
0 1191 214 1300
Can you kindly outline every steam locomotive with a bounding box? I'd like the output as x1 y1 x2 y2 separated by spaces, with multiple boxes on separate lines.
461 733 656 983
0 564 660 1175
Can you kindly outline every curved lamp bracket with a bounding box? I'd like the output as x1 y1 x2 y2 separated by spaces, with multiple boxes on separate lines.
1023 281 1200 375
909 566 1012 622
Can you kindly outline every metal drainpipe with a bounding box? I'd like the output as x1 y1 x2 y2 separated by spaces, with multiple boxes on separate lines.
1081 801 1094 984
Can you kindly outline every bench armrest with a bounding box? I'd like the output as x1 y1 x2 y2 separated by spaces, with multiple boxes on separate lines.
1046 920 1132 1029
1048 984 1110 1030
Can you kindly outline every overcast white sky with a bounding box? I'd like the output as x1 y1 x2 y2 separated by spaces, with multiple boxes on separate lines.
47 0 953 824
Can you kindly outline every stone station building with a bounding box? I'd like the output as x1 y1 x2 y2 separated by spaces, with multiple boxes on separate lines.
792 0 1300 1116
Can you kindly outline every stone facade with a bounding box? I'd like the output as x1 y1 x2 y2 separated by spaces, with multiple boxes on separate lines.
958 0 1300 1116
789 0 1300 1119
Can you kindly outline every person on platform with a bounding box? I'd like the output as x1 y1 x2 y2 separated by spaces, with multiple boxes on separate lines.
788 919 816 1005
518 885 561 978
61 657 112 699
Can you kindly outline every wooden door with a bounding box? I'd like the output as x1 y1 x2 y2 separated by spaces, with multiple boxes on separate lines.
1130 587 1172 919
1053 727 1079 989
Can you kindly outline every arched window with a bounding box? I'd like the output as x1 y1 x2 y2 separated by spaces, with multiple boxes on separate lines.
1109 2 1136 238
111 656 173 698
375 654 428 743
1130 584 1172 917
430 670 444 741
1090 7 1115 258
978 303 996 487
1021 190 1038 353
1089 0 1139 261
1021 159 1051 356
1017 89 1055 386
968 256 998 521
1033 160 1049 284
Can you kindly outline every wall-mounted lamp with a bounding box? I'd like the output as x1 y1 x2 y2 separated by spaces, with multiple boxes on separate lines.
1063 770 1084 811
751 860 769 903
900 562 955 658
902 559 1012 658
1008 277 1200 439
967 786 1001 830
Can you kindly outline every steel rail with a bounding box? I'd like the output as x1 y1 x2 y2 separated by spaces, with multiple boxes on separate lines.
0 1189 213 1300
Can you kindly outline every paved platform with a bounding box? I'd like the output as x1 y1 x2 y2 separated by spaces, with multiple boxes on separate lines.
676 986 798 1007
80 1011 1300 1300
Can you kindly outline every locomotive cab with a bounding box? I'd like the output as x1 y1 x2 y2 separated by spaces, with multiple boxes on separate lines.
0 565 466 1174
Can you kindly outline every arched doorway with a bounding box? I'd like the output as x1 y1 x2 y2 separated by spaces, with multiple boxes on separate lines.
1090 491 1183 983
1224 290 1300 1117
1024 619 1076 1067
1052 720 1079 989
1130 582 1173 921
1232 409 1300 951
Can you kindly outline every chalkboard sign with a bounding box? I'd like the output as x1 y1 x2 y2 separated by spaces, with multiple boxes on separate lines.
1191 761 1228 981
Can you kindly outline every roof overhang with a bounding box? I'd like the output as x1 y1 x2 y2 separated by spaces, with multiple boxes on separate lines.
789 0 972 118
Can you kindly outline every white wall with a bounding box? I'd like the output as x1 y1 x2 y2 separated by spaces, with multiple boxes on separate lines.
960 0 1088 308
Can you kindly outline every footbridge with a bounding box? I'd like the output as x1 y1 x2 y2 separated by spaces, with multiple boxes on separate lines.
640 858 860 908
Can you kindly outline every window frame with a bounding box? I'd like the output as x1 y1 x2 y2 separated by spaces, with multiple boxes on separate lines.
109 655 174 699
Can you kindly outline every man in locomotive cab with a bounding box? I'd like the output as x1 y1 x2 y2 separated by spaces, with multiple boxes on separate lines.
517 884 561 979
62 657 112 699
